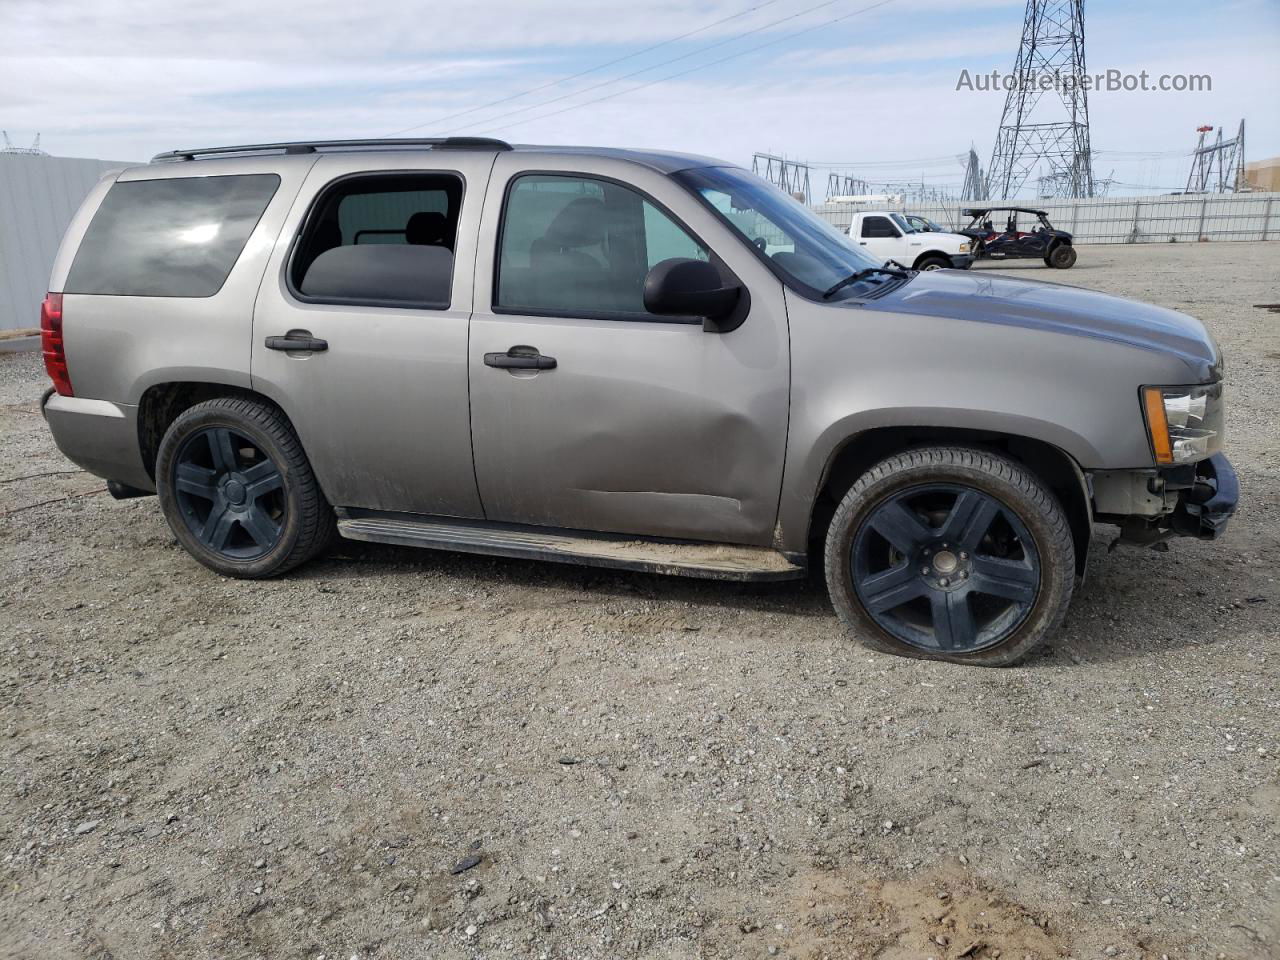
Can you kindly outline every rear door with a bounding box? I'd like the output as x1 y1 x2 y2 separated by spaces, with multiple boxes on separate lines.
466 155 791 546
252 151 497 518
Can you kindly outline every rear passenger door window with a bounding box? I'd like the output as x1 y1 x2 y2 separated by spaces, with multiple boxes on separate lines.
495 174 709 319
290 173 462 309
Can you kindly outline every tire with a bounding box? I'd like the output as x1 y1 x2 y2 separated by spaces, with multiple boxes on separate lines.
1048 244 1077 268
823 446 1075 666
915 255 951 271
156 396 334 578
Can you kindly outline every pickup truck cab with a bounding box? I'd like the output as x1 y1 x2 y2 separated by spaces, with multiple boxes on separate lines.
39 137 1235 665
845 210 973 270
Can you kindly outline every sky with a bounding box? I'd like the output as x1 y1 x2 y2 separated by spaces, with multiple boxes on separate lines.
1 0 1277 198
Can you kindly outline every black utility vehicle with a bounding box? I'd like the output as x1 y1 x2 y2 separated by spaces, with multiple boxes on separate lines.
961 206 1077 268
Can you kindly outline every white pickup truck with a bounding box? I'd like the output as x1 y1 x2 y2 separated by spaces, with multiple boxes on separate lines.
846 211 973 271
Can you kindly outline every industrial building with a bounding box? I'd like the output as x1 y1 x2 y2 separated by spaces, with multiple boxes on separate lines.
0 149 137 333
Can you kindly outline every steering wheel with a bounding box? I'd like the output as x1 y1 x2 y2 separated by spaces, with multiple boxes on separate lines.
752 235 768 252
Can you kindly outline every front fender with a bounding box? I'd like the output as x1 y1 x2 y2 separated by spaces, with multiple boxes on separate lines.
776 406 1100 553
776 289 1176 553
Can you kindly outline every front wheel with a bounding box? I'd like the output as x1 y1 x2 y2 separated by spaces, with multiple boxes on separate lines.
824 447 1075 666
915 255 951 271
156 397 334 578
1047 244 1077 268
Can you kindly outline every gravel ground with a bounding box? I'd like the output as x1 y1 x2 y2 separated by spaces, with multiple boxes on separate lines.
2 242 1278 960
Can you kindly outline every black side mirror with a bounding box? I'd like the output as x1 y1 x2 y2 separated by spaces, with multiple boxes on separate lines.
643 258 747 332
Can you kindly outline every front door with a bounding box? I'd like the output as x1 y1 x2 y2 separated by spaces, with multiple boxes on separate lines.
252 153 496 519
467 159 790 546
856 214 905 263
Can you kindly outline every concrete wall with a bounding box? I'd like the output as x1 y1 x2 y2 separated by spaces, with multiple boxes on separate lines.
812 191 1280 244
0 153 137 331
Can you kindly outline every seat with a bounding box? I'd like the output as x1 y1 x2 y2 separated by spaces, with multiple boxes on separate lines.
405 211 455 250
528 197 617 312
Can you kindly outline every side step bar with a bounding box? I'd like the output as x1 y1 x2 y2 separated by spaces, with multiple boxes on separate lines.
335 510 806 582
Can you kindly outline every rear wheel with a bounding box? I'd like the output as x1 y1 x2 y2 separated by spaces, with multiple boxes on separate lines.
824 447 1074 666
156 397 333 578
1047 244 1077 268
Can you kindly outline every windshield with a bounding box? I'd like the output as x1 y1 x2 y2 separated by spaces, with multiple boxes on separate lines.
891 213 918 234
674 166 885 299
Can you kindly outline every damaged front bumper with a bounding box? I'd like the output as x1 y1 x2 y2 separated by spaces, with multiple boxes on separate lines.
1091 453 1238 546
1169 452 1238 539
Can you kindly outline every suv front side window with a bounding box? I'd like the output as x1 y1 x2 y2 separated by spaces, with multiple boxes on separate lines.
495 174 709 320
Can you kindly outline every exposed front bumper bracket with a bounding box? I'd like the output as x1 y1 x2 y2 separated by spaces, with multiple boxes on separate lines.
1097 453 1237 548
1170 452 1237 539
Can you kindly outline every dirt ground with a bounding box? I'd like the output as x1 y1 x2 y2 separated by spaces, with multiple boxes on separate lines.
2 242 1278 960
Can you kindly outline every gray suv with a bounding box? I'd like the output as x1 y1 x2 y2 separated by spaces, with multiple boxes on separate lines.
39 137 1236 665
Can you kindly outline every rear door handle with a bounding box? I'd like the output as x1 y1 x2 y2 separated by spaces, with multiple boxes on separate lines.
265 334 328 352
484 348 556 370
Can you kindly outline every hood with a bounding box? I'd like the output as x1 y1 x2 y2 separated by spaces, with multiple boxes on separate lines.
916 231 971 247
869 269 1220 381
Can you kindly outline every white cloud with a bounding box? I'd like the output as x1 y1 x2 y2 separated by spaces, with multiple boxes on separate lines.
0 0 1275 186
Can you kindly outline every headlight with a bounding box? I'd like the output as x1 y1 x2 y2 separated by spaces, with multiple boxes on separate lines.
958 242 970 253
1142 383 1224 464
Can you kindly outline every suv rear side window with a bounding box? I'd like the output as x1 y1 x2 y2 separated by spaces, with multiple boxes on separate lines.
65 174 280 298
495 174 708 319
291 173 462 310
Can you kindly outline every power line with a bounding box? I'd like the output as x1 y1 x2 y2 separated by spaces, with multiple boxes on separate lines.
804 154 966 168
389 0 789 136
449 0 861 135
470 0 899 135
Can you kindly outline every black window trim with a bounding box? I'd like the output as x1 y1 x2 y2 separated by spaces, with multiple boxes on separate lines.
64 172 282 300
491 169 737 327
284 168 466 312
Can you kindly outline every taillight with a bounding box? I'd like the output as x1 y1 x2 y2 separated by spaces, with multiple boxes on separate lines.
40 293 73 396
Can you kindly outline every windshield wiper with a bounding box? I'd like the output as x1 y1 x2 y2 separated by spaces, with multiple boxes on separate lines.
821 265 911 300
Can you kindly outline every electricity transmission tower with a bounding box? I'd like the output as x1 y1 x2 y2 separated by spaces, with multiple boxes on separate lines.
1184 121 1246 193
961 147 988 201
825 173 870 200
753 153 811 204
1 131 45 155
987 0 1094 200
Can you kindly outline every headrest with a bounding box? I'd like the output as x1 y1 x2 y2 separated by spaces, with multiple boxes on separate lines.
544 197 607 249
406 211 449 245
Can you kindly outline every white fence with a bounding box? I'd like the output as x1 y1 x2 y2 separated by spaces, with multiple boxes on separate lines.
812 192 1280 244
0 153 136 331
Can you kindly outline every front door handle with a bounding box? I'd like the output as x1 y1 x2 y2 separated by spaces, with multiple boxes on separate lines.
266 334 328 352
484 348 556 370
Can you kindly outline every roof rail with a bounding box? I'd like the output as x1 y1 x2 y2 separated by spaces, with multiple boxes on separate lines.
151 136 513 163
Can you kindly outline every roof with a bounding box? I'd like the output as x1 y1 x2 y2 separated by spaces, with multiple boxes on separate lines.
962 206 1049 216
150 137 730 175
